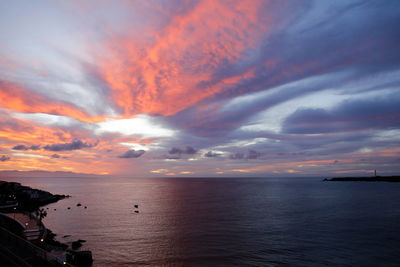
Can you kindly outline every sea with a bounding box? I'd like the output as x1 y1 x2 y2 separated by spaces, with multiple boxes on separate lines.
5 177 400 266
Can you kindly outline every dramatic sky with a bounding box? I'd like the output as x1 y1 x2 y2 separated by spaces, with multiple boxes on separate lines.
0 0 399 177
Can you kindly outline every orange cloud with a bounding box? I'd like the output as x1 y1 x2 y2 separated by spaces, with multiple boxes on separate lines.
98 0 268 116
0 116 72 145
2 149 116 175
0 81 104 123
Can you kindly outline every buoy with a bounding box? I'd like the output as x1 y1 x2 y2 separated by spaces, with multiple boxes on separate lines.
134 204 138 208
134 210 139 213
67 207 71 210
54 209 57 211
84 206 87 209
77 203 82 207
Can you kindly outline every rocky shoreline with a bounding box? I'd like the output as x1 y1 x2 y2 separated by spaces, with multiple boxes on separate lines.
0 180 69 210
0 180 93 266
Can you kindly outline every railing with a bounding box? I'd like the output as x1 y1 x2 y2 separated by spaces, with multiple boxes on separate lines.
0 226 67 266
0 245 32 267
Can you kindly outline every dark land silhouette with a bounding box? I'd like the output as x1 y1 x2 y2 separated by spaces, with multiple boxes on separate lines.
324 176 400 182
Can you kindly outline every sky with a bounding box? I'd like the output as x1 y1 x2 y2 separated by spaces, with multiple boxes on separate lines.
0 0 399 177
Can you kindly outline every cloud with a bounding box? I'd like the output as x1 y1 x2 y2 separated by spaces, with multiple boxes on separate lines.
1 1 400 176
230 150 263 160
44 139 97 151
12 144 40 151
118 149 145 158
164 155 181 160
247 149 263 159
51 154 61 158
163 146 198 159
0 112 75 145
168 146 197 155
0 81 104 123
95 115 174 138
0 155 10 162
229 152 245 160
204 151 221 158
282 93 400 134
96 0 269 117
161 1 400 138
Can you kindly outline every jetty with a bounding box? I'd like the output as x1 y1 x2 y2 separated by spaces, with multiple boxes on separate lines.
323 176 400 182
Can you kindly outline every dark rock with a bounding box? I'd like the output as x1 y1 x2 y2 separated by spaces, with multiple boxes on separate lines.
43 230 68 250
74 251 93 267
72 240 83 250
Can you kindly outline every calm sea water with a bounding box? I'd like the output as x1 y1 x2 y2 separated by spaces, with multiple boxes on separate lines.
5 177 400 266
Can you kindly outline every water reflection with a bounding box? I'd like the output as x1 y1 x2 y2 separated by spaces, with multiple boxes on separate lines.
5 177 400 266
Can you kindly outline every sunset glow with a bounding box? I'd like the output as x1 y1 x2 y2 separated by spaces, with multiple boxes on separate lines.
0 1 399 177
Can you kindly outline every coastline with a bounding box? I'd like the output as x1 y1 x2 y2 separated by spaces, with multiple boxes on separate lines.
323 176 400 182
0 180 93 266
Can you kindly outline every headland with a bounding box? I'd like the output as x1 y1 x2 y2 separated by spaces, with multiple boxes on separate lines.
323 176 400 182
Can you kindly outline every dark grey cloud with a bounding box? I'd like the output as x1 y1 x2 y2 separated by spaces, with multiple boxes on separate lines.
164 154 182 160
118 149 145 158
43 140 97 151
0 155 10 161
13 145 28 150
162 146 198 159
50 153 69 159
12 144 40 151
230 150 263 160
283 93 400 134
247 149 263 159
168 146 197 155
204 151 220 158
